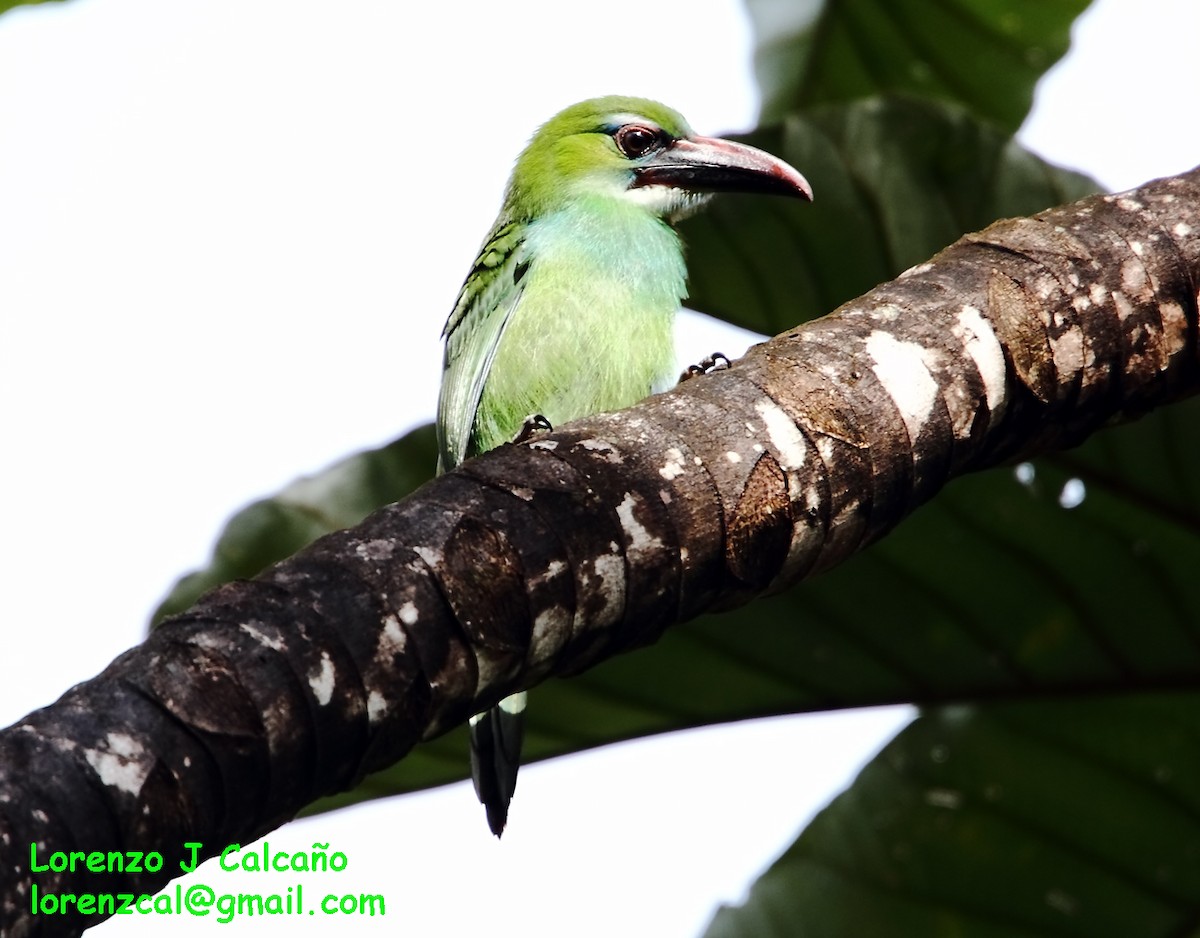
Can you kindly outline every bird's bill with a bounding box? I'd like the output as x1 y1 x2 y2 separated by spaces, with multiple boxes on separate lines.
631 135 813 201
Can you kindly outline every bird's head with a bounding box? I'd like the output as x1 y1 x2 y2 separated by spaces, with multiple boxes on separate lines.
505 96 813 221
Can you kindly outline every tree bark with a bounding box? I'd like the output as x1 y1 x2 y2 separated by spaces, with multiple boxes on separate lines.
3 168 1198 936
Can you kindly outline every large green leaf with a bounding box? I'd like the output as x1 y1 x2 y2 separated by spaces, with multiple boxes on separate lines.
702 693 1200 937
746 0 1088 132
0 0 66 15
679 95 1096 335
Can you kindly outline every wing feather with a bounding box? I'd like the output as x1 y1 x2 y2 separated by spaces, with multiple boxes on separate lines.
436 220 529 472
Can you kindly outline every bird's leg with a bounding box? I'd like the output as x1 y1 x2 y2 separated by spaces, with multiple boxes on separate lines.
512 414 553 445
679 352 731 383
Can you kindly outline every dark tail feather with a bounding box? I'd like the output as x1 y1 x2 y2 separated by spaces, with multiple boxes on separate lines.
468 691 527 837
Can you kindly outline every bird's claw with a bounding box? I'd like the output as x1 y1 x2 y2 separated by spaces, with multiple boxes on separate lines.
679 352 731 382
512 414 553 445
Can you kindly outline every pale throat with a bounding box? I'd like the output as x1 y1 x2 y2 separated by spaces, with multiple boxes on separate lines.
526 195 690 299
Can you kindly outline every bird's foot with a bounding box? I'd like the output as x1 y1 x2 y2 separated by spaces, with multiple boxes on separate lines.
679 352 731 383
512 414 553 445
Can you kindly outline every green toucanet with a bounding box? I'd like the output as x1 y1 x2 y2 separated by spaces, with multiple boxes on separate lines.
436 96 812 836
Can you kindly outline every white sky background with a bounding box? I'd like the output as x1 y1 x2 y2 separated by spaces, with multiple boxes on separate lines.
0 0 1196 935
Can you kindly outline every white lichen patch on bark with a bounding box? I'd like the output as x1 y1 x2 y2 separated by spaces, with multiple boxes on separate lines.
615 492 664 556
754 399 807 469
580 439 623 463
308 652 336 706
1161 300 1190 355
413 546 443 569
529 604 572 669
1174 222 1192 237
398 602 418 626
376 613 407 663
782 495 826 576
1034 272 1059 303
1051 328 1085 379
84 732 151 796
1120 258 1149 297
1112 291 1135 322
367 690 388 723
924 350 974 440
528 440 559 452
865 331 938 441
725 451 742 463
870 302 904 322
954 304 1007 418
584 545 626 628
900 261 934 278
355 539 395 562
659 447 687 480
240 621 286 652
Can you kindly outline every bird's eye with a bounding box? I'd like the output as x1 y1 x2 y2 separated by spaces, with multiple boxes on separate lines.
615 124 663 159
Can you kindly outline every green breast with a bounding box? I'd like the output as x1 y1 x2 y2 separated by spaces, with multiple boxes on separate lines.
470 200 686 457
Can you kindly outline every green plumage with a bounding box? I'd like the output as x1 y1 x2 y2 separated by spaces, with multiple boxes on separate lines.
437 97 697 472
436 96 813 835
458 201 682 461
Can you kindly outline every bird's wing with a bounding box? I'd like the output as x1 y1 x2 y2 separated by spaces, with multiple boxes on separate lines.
437 220 530 472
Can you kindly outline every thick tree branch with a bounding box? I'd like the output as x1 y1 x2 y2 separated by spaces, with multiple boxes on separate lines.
3 169 1199 935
